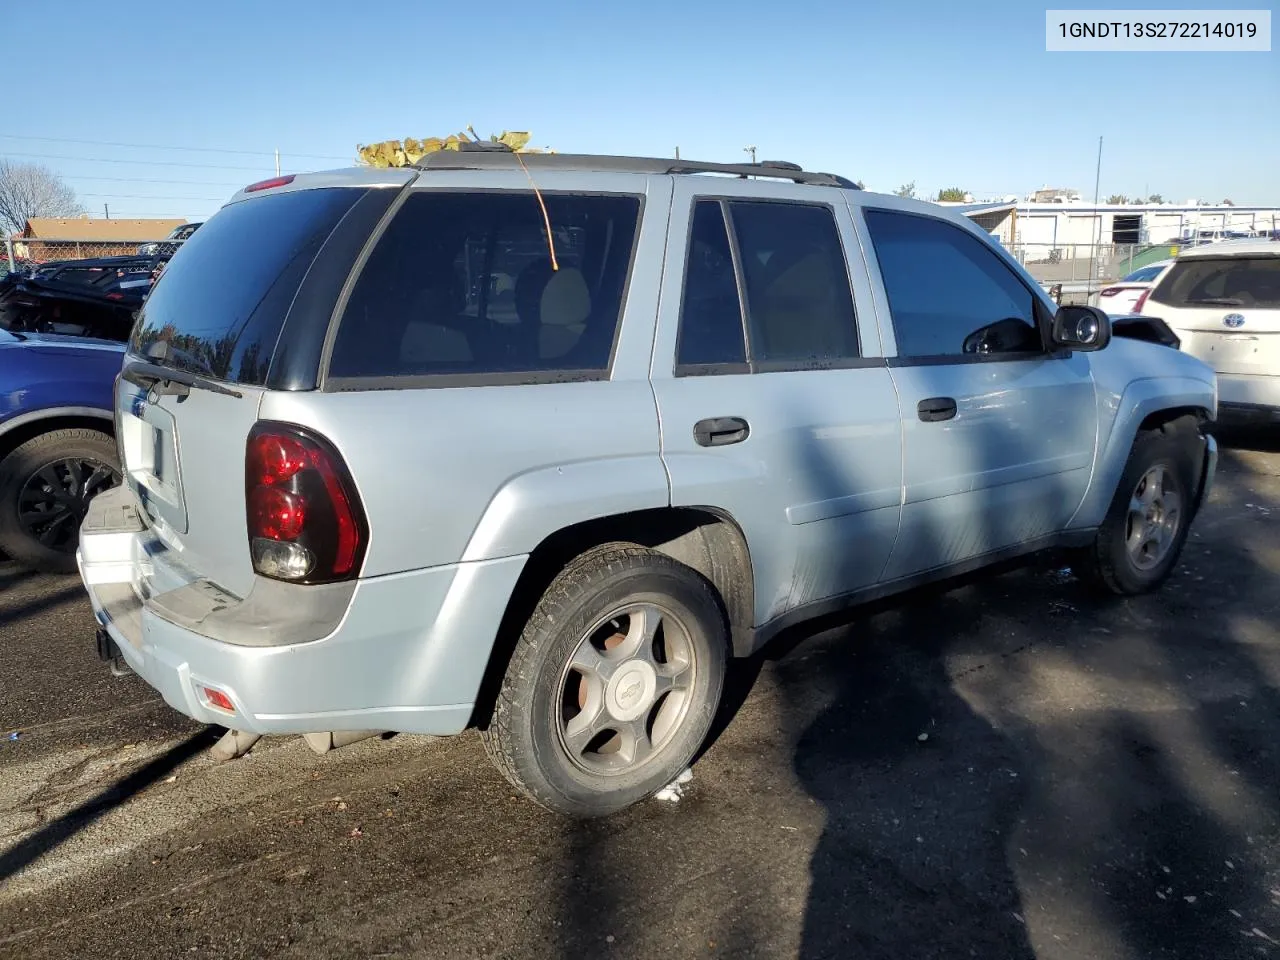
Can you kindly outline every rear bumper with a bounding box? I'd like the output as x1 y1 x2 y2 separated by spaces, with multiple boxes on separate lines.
78 487 526 736
1216 373 1280 418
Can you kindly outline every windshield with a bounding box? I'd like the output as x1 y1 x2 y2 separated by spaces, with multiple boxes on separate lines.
1150 256 1280 309
130 187 364 384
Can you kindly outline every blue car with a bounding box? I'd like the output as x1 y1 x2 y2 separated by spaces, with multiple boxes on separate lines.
0 328 124 572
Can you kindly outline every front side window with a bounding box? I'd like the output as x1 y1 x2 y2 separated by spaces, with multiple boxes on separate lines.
329 191 641 381
864 209 1043 359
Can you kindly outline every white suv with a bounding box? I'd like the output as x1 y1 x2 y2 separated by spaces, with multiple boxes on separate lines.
1142 239 1280 420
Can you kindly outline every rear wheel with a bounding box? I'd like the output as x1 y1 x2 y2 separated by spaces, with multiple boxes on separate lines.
1074 424 1198 595
0 428 121 573
480 544 728 818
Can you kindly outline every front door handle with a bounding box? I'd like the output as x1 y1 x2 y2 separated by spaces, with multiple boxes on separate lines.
917 397 958 422
694 416 750 447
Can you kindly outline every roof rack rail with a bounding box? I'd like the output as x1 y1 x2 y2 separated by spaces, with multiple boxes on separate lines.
411 151 861 188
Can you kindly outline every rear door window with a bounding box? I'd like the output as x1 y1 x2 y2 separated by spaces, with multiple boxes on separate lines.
327 191 642 384
673 199 860 374
1150 256 1280 309
675 201 748 370
131 187 366 385
729 201 860 367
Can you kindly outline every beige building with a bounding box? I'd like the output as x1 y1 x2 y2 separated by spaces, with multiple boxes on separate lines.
15 216 187 259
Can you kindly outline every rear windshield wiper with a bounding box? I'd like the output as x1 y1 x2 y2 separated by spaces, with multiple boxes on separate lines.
1186 297 1244 306
121 357 243 399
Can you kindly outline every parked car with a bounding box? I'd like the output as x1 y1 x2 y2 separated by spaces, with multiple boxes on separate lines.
1097 259 1174 314
1139 238 1279 421
0 327 123 571
0 254 163 341
137 222 202 257
79 152 1218 818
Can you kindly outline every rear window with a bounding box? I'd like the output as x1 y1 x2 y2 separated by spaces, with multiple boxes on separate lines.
130 187 365 384
1150 255 1280 309
327 191 641 384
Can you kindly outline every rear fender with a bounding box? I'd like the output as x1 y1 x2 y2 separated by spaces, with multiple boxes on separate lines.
460 456 671 562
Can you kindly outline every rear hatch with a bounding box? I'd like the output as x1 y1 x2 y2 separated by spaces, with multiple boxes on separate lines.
1145 251 1280 376
117 174 405 598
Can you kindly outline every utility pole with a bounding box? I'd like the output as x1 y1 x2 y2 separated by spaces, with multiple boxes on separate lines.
275 148 281 177
744 145 757 165
1088 135 1103 298
103 203 110 220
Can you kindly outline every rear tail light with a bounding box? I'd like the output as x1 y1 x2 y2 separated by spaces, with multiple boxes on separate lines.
1132 288 1152 313
245 422 367 583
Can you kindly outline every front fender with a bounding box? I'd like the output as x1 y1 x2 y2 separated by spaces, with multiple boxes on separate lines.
1068 375 1215 529
460 455 671 562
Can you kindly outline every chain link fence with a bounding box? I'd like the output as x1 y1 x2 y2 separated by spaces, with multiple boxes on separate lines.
5 236 161 265
1003 242 1183 306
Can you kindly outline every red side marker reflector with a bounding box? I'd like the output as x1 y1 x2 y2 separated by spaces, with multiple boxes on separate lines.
200 686 235 713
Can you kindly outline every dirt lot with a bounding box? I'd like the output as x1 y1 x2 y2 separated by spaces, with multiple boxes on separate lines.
1 430 1278 960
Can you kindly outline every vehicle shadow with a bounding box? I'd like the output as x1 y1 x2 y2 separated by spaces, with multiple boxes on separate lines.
0 728 218 884
0 580 86 630
766 417 1277 960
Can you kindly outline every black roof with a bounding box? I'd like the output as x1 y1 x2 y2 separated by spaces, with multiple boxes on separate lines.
411 149 860 188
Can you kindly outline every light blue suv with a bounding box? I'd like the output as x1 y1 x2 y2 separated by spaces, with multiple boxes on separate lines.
78 151 1218 817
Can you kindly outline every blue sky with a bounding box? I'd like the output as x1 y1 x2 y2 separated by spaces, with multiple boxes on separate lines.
5 0 1277 222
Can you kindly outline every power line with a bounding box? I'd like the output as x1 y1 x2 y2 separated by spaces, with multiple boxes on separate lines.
2 150 288 172
79 193 228 202
0 133 351 162
61 174 251 187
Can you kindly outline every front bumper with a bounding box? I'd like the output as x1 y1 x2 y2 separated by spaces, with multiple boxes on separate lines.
78 487 526 736
1195 432 1219 516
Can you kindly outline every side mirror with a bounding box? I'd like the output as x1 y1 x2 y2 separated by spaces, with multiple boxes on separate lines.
1051 304 1111 352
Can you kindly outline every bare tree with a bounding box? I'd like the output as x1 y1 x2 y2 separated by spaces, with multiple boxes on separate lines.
0 160 84 236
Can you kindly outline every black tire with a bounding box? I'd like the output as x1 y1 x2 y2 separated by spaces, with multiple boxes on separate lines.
0 428 121 574
1074 421 1199 595
479 543 728 818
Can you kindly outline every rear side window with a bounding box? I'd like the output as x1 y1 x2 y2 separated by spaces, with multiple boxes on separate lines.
327 191 642 383
674 199 859 374
131 187 365 385
1150 256 1280 309
864 209 1042 359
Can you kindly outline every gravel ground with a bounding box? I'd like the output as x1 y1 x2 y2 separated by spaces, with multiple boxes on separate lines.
1 429 1278 960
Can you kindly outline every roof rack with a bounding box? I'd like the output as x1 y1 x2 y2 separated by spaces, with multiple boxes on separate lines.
411 150 860 188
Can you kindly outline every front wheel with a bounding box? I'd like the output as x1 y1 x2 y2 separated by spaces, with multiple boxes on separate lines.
1074 424 1199 595
480 544 728 818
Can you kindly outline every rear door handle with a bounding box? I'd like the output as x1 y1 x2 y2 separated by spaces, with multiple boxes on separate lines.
694 417 750 447
917 397 958 422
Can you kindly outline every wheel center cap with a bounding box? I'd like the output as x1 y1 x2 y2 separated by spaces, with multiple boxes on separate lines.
606 661 658 723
